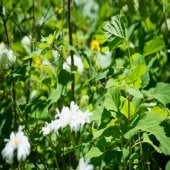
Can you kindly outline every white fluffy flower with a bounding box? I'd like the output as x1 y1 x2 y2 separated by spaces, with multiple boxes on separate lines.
21 35 31 53
63 55 84 74
41 101 92 136
0 43 16 70
1 126 30 162
41 119 62 136
76 158 93 170
69 102 91 131
57 101 92 131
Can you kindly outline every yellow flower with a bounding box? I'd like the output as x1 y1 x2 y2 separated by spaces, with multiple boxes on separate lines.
91 40 100 51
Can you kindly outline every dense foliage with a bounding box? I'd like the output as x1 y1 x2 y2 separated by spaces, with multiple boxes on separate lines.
0 0 170 169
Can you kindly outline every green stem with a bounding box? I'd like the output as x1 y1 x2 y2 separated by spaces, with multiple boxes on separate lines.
25 0 35 119
127 95 131 120
2 13 18 129
127 43 131 69
48 136 60 170
67 0 75 101
68 127 76 152
67 127 77 167
127 94 132 170
138 133 146 169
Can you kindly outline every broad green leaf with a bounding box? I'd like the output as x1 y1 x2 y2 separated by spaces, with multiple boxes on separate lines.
90 105 103 125
83 70 108 86
95 22 107 44
95 70 109 81
85 147 102 160
125 62 146 88
120 97 135 119
127 23 138 40
104 87 120 112
141 68 150 88
166 160 170 170
58 70 72 86
143 133 161 153
144 82 170 106
143 36 165 57
126 87 143 99
125 110 170 155
47 84 63 105
103 15 128 49
152 83 170 106
93 128 106 139
130 54 149 88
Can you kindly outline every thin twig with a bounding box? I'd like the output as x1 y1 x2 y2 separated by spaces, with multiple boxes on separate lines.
67 0 75 101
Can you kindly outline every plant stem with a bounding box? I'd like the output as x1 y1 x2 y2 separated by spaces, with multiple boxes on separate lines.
127 43 131 69
2 13 18 129
48 136 60 170
127 96 131 120
67 0 75 101
68 127 77 168
2 18 9 45
25 0 35 119
127 94 132 169
138 133 146 169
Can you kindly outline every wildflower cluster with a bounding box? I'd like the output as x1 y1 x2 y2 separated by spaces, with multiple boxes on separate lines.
41 101 92 136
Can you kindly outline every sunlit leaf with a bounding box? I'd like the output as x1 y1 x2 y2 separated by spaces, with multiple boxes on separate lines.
126 87 143 99
144 83 170 106
143 36 165 57
120 96 135 119
103 15 128 49
125 110 170 155
104 87 120 112
85 147 102 160
125 62 146 88
166 160 170 170
47 84 63 105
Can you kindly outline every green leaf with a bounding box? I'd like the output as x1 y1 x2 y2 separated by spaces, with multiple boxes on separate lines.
125 110 170 155
165 160 170 170
129 54 150 88
126 87 143 99
104 87 120 112
93 128 106 139
127 23 138 40
145 83 170 106
47 84 63 105
120 97 135 119
103 15 128 49
143 133 161 153
47 34 54 45
58 70 72 86
0 119 6 137
125 62 146 88
143 36 165 57
85 147 102 160
90 105 103 125
153 83 170 106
